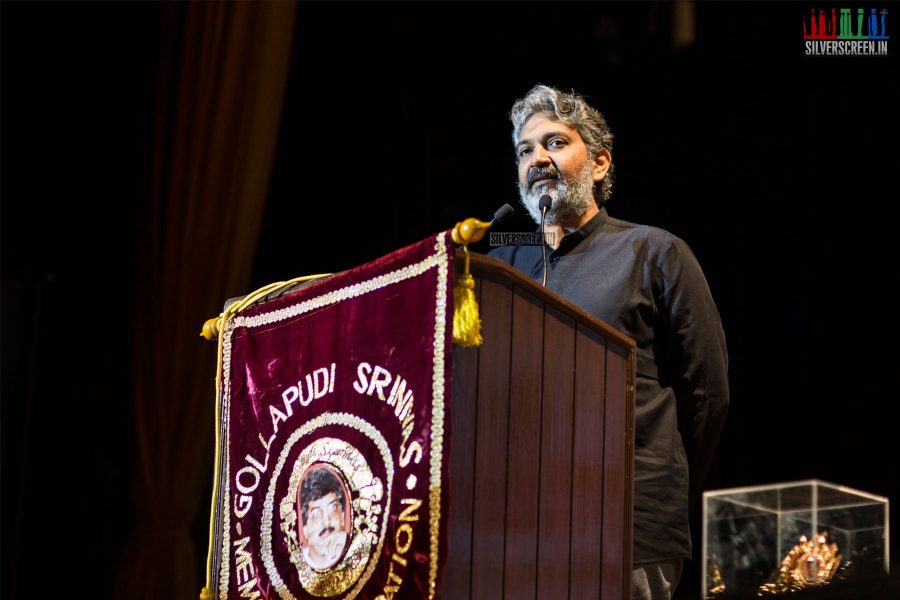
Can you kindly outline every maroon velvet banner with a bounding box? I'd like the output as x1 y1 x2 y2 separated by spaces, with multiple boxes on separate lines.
213 233 453 599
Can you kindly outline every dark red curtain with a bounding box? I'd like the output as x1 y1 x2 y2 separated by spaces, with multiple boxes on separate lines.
115 2 297 598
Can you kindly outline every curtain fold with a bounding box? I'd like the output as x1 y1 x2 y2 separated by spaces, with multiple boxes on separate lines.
115 2 297 598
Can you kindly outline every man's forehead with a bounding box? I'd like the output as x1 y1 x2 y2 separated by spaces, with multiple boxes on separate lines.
517 112 580 146
308 492 338 506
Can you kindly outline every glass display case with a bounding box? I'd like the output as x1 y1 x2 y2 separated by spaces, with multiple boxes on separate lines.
703 479 889 598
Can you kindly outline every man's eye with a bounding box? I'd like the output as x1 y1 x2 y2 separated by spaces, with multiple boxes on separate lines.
517 147 531 158
549 139 566 148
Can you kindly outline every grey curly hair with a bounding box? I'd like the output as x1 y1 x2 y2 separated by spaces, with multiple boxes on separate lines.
510 84 615 204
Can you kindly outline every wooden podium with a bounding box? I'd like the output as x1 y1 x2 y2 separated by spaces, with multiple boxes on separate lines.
443 252 635 599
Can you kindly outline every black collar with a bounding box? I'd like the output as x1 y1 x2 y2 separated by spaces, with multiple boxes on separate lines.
549 207 606 258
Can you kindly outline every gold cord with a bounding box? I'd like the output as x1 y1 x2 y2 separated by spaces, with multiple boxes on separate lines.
200 273 332 599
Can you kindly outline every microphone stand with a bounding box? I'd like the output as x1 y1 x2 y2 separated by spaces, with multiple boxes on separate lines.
538 195 552 287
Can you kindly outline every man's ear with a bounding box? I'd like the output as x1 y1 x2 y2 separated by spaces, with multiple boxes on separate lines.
592 148 612 183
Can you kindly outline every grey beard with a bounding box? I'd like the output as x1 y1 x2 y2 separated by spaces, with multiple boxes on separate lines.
518 162 595 227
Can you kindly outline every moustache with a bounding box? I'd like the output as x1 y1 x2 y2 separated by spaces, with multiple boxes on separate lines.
527 167 560 187
317 526 336 538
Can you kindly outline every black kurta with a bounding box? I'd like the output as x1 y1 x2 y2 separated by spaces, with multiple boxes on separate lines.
488 207 729 564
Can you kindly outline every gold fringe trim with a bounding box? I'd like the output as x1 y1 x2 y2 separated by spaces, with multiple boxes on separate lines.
200 273 332 341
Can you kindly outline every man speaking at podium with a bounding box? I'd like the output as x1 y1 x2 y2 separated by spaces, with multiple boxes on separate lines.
489 84 730 600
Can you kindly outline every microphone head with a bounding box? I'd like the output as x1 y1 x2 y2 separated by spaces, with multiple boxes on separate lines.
538 194 553 212
491 203 515 224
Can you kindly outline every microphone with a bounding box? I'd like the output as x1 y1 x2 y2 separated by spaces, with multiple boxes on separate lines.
491 203 515 225
538 194 553 214
538 195 553 287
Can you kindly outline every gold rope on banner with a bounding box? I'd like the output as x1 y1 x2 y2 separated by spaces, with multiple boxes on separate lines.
198 273 332 600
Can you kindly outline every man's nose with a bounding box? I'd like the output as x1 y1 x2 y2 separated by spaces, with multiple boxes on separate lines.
530 145 552 168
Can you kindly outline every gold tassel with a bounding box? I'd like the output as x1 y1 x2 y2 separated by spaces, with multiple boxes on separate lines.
453 246 482 347
199 587 213 600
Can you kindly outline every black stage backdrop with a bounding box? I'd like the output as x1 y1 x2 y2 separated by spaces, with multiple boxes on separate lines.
3 2 899 599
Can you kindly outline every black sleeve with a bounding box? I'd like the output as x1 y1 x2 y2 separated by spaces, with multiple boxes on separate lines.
657 237 730 504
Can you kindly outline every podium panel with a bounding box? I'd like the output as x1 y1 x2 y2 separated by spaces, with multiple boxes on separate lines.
443 253 635 599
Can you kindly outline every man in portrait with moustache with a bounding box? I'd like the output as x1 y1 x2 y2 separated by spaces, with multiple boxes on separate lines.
299 467 351 571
